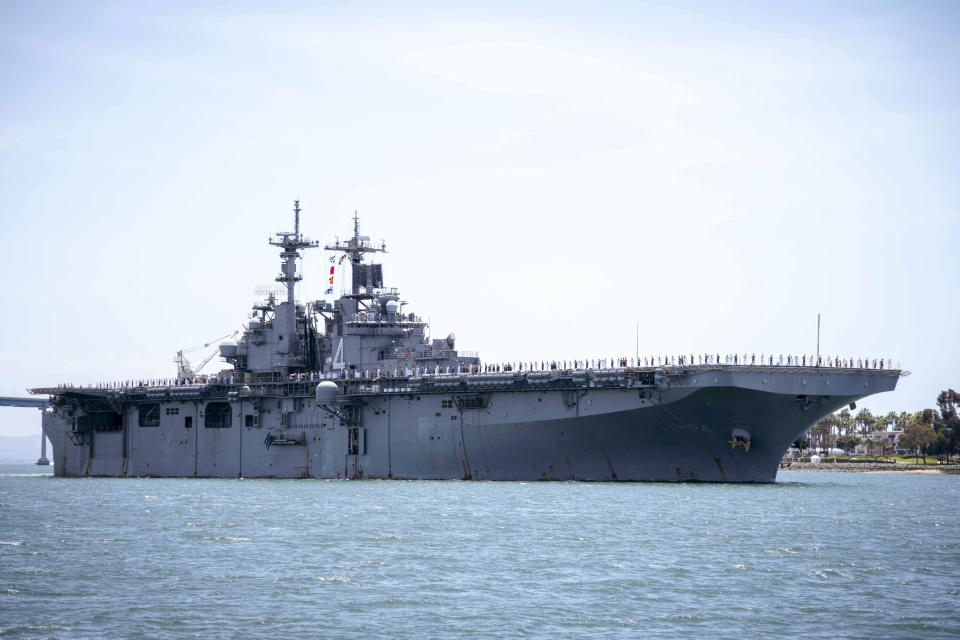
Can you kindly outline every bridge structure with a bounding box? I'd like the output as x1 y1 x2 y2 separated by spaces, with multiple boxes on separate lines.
0 396 52 465
0 396 51 409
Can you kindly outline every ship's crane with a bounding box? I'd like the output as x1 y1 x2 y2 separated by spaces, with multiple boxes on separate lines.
175 330 239 379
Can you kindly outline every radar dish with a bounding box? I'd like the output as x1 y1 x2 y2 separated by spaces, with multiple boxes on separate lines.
254 286 285 298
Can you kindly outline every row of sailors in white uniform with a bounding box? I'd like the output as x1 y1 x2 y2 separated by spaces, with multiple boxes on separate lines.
648 354 894 369
312 352 895 379
311 353 894 379
55 353 896 390
56 376 239 389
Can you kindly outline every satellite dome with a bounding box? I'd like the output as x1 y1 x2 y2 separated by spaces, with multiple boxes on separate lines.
385 300 399 312
315 381 339 404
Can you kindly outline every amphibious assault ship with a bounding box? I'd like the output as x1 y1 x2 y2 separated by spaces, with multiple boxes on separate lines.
28 202 902 482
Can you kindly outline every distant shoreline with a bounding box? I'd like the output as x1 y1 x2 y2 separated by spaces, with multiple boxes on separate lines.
781 462 960 474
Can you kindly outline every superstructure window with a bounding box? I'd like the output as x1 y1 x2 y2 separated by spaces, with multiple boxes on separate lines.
165 407 180 415
458 396 485 410
245 414 258 427
93 412 123 432
441 400 453 409
204 402 232 428
139 403 160 427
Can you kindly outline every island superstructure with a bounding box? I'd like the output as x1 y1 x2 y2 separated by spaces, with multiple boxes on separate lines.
29 202 903 481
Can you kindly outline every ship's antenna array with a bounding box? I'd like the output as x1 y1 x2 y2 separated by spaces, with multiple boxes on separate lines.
324 212 387 297
268 200 319 352
269 200 319 306
295 199 301 238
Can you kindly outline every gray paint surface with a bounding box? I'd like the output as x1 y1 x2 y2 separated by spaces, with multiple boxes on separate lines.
30 205 903 482
37 366 899 482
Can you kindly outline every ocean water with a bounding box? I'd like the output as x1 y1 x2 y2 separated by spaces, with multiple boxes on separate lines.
1 466 958 639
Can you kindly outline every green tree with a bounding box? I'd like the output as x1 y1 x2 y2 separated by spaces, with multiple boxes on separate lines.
891 411 913 431
876 411 894 434
810 414 836 453
900 418 937 464
878 436 893 460
932 430 951 463
854 408 875 439
792 438 809 458
836 408 854 439
836 435 861 454
935 389 960 462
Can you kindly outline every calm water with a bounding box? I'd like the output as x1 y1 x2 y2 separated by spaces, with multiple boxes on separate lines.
1 466 958 639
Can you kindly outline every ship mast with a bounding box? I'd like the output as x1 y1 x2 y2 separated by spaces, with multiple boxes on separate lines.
324 211 387 297
269 200 319 355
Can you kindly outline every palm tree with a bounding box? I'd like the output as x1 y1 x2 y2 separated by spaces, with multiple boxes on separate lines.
836 408 853 439
855 408 874 438
809 417 833 454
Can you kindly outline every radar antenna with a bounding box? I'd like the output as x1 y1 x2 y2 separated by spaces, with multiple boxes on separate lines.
270 200 319 306
268 200 319 353
295 199 301 237
324 211 387 296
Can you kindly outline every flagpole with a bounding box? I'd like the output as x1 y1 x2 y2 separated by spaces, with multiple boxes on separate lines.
816 313 821 361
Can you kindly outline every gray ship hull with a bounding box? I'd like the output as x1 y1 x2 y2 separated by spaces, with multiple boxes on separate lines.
38 366 900 483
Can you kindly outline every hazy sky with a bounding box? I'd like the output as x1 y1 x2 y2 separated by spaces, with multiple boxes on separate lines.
1 1 958 437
